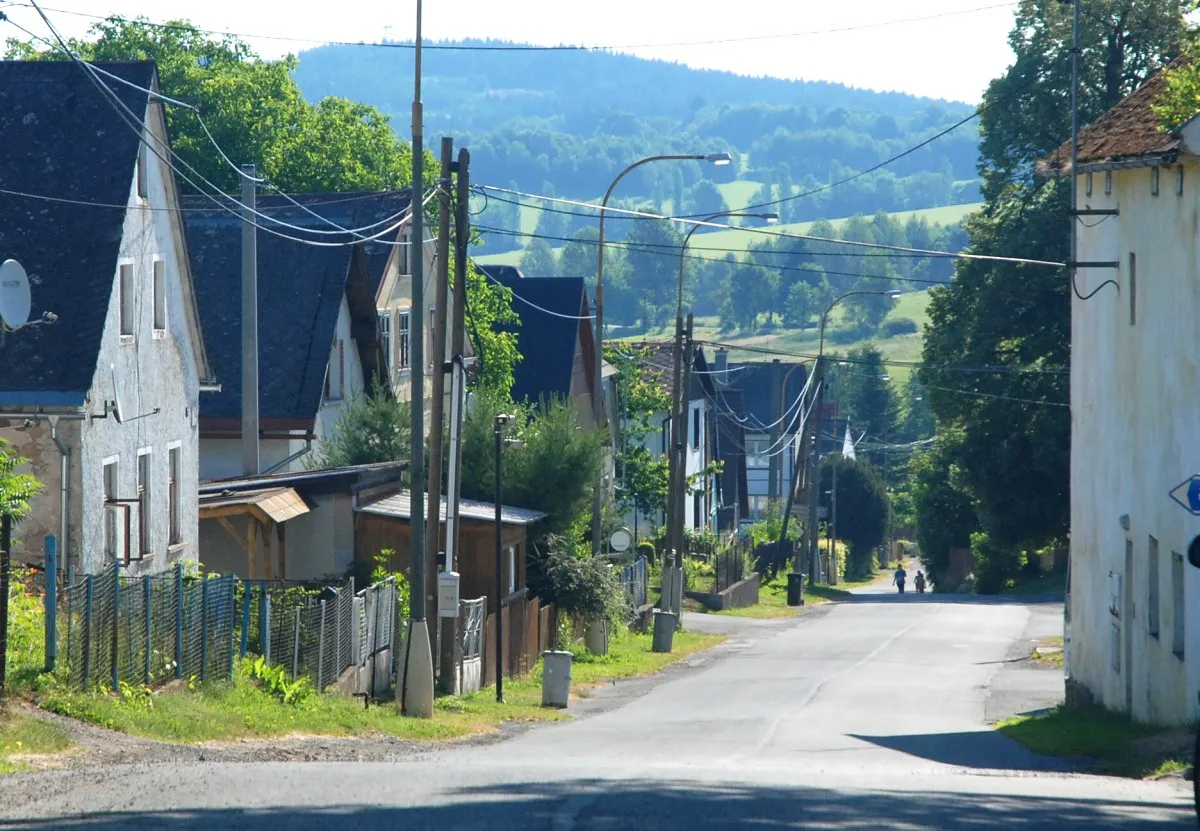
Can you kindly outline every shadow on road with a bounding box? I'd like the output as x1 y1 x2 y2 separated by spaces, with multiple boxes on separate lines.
0 779 1187 830
849 730 1080 772
843 592 1065 607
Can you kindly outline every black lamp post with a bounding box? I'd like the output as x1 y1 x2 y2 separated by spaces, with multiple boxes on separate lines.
492 414 522 703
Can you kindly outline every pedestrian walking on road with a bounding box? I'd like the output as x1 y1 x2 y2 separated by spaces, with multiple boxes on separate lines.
914 571 926 594
894 564 907 594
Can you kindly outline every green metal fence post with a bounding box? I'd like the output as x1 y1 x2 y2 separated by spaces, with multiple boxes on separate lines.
111 565 120 690
227 578 236 680
44 536 57 673
83 574 93 686
200 577 209 683
143 575 152 685
240 582 251 659
174 562 183 680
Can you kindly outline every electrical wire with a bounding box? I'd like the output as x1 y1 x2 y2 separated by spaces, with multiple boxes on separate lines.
10 2 1018 53
485 272 596 320
473 184 1065 268
10 13 427 243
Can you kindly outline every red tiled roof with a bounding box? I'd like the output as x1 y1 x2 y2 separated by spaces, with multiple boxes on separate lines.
1043 56 1188 174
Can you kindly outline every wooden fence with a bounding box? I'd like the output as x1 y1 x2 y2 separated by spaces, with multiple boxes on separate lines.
481 590 556 688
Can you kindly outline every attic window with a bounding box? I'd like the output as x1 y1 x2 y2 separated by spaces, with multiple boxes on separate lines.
1085 172 1093 196
397 312 410 369
378 311 392 370
136 142 148 200
1105 171 1112 195
152 259 166 332
1151 167 1160 197
119 263 135 338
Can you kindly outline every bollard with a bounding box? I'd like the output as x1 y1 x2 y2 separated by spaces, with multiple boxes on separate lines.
541 650 573 708
652 610 677 653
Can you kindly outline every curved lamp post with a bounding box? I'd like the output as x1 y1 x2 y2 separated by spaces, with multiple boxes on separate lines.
780 289 901 599
667 210 777 560
591 152 732 555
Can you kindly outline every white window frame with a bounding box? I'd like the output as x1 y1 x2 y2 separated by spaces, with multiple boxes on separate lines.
506 545 517 596
102 456 123 562
118 261 135 341
397 311 411 370
167 444 182 546
378 310 392 372
136 141 148 201
152 258 166 335
326 339 345 401
137 448 153 557
1172 551 1185 660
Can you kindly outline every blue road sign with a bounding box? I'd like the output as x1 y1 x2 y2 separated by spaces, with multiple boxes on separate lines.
1169 475 1200 515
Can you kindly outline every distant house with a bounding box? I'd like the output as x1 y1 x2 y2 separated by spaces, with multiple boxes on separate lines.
184 196 386 479
477 264 526 283
489 274 600 426
1042 57 1200 725
0 61 215 576
619 343 725 539
710 352 808 521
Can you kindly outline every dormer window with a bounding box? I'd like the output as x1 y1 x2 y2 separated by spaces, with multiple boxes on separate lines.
136 142 148 201
325 339 344 400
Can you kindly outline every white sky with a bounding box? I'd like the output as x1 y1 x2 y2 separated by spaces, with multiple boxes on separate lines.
4 0 1021 103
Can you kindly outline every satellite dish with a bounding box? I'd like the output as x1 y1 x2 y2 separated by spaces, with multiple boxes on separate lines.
110 364 126 423
0 259 31 329
609 527 633 554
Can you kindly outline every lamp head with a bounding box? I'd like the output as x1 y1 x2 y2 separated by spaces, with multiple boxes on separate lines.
762 213 780 225
887 290 903 300
705 152 733 166
494 413 514 427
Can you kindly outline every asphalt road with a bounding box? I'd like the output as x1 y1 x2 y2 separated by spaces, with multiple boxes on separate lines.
0 587 1193 830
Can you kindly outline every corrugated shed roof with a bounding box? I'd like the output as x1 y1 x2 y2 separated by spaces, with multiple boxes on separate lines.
0 61 157 403
1044 56 1187 173
358 490 547 526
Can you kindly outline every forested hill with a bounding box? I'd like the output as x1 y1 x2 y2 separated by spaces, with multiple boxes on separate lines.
292 40 983 243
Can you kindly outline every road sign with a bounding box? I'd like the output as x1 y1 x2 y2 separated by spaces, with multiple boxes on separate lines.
790 505 828 520
1168 475 1200 515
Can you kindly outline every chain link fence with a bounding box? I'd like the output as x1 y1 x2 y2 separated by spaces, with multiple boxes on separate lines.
60 564 236 688
56 566 402 695
619 556 648 611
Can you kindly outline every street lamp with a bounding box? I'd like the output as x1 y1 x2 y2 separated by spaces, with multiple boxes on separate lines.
780 289 901 600
667 209 777 559
591 151 733 556
493 413 523 703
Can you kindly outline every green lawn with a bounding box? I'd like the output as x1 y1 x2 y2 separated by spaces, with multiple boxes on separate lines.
710 573 857 619
0 709 73 774
36 630 724 745
996 705 1194 779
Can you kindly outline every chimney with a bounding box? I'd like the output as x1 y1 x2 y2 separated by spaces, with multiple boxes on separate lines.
714 348 729 386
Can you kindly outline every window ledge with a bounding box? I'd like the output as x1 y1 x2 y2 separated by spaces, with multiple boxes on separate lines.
152 329 166 340
119 334 136 346
167 542 186 554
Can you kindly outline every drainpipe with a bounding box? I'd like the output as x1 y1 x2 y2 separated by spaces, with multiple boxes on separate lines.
49 416 70 577
260 439 313 475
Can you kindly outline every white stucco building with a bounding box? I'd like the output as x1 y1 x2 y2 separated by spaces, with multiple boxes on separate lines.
0 61 214 576
1049 57 1200 724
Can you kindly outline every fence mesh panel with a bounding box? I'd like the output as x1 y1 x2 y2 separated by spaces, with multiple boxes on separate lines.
54 569 403 695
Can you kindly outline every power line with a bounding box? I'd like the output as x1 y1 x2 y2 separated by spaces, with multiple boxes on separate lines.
484 272 595 320
9 2 1017 53
474 225 950 288
474 184 1064 268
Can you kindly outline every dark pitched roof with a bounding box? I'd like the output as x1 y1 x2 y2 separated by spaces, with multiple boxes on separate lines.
0 61 157 406
622 340 717 402
491 274 587 405
478 264 525 283
1043 57 1187 174
185 196 379 425
721 361 808 434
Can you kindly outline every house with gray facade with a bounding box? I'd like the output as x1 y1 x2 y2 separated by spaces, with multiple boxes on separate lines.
0 61 215 576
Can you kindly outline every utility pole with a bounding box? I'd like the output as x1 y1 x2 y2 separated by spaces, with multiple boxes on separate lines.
399 0 434 719
673 315 696 563
768 359 781 501
779 362 816 573
0 514 11 693
830 459 838 584
240 164 259 477
805 376 826 586
440 146 470 695
426 138 453 645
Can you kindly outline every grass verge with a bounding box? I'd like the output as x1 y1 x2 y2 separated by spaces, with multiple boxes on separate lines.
0 707 73 774
37 629 724 745
996 704 1194 778
709 576 855 618
1002 572 1068 595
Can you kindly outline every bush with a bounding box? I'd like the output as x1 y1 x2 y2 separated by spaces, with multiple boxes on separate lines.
636 540 656 562
527 535 630 632
971 532 1021 594
3 567 45 693
880 317 919 337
